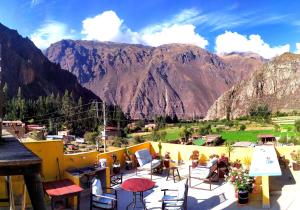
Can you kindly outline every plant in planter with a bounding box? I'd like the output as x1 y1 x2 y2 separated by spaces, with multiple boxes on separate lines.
189 150 200 168
226 168 254 204
231 159 242 169
164 152 171 168
111 153 121 174
218 153 229 178
290 150 300 171
124 147 133 170
209 154 219 160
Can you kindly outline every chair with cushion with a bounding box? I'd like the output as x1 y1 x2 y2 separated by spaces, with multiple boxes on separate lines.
189 157 219 190
90 178 117 210
135 149 162 180
144 179 188 210
161 179 188 210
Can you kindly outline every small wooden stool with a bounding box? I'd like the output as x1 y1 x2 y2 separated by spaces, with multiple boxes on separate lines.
166 167 181 183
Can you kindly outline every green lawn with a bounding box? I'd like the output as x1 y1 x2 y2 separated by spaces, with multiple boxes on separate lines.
221 129 295 143
163 127 181 141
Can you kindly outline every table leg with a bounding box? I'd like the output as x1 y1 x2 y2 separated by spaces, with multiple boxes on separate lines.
77 193 81 210
126 191 146 210
24 173 47 210
50 198 54 210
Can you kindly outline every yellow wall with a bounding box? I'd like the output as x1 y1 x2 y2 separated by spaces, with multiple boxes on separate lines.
0 140 150 206
150 142 254 165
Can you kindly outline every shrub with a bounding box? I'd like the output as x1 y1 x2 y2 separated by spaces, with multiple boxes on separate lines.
295 120 300 133
239 124 246 131
199 124 212 135
84 131 98 144
225 121 234 128
133 135 145 144
278 136 287 144
112 137 128 147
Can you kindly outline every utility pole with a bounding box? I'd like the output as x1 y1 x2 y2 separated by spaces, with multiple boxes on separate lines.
95 101 99 151
102 101 107 152
0 43 3 139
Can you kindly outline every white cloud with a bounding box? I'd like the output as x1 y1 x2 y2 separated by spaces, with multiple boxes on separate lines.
30 21 76 50
81 11 123 41
141 24 208 48
215 31 290 59
296 43 300 54
80 10 208 48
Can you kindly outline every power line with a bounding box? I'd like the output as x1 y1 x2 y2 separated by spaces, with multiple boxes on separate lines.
23 101 102 120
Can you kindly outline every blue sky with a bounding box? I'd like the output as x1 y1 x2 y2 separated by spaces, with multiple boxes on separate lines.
0 0 300 58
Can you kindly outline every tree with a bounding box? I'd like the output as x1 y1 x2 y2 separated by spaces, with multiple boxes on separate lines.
198 124 212 135
133 135 144 144
249 105 271 122
154 116 166 130
84 131 98 144
239 124 246 131
295 120 300 133
179 126 192 143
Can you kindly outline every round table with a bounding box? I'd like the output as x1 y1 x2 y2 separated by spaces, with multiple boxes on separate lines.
120 178 155 209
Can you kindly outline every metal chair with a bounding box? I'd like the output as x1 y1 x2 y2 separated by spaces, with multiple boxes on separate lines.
189 158 219 190
161 179 189 210
135 149 162 180
90 178 118 210
144 179 188 210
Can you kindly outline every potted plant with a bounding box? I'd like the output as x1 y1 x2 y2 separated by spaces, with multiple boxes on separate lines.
124 147 133 170
290 150 300 171
111 153 121 174
164 152 171 168
231 159 242 169
226 168 254 204
189 150 199 168
218 154 229 178
209 154 219 160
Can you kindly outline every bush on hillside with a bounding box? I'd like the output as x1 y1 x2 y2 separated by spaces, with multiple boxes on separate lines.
133 135 145 144
239 124 246 131
84 131 98 144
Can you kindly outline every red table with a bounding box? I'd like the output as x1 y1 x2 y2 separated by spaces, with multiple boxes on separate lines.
120 178 155 209
43 179 83 210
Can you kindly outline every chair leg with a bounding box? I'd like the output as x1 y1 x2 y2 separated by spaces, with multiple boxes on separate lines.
177 168 181 181
173 169 175 183
166 169 170 181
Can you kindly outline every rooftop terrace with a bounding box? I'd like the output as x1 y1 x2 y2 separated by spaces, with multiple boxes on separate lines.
0 133 300 210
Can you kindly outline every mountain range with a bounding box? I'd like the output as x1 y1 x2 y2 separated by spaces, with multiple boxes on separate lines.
0 23 99 102
46 40 263 119
206 53 300 120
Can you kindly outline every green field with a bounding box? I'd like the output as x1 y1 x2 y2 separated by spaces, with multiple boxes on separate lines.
128 116 299 143
163 127 181 141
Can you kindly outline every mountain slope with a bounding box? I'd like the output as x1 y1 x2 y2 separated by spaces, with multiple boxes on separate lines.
46 40 263 119
206 53 300 120
0 23 98 101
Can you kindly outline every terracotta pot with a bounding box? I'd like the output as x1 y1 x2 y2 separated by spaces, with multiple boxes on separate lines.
192 160 198 168
164 159 170 168
292 162 300 171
